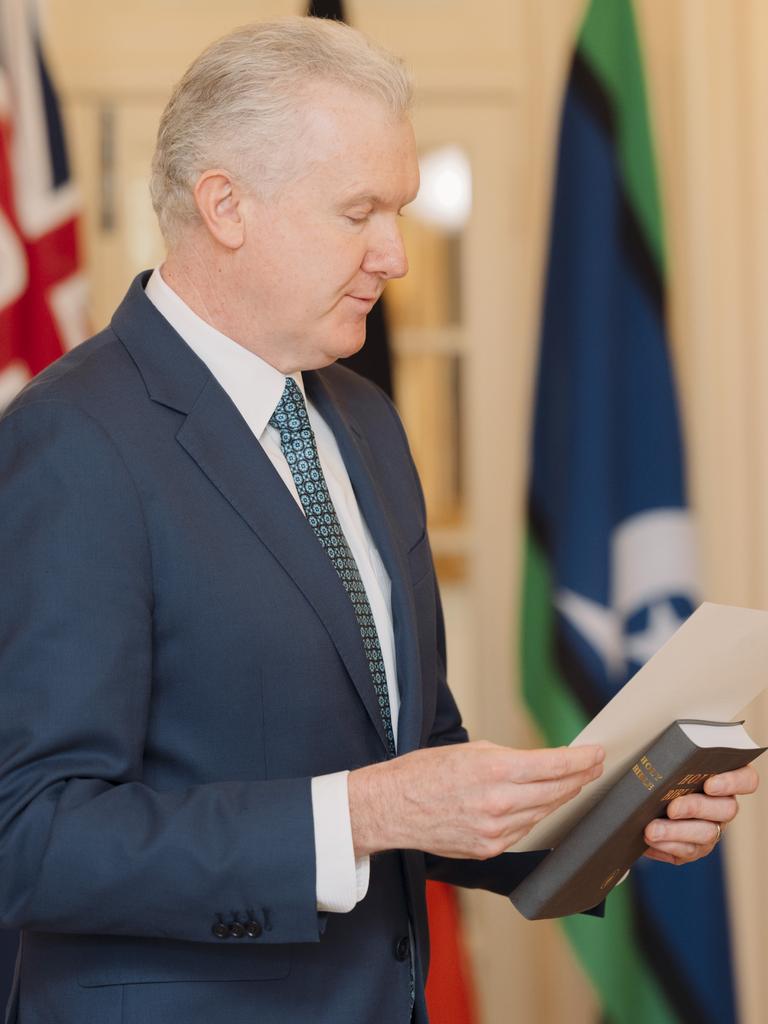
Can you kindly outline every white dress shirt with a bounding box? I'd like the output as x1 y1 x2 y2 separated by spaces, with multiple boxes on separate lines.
144 268 400 912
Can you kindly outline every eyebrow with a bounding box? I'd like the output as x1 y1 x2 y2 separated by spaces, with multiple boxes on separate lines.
340 193 379 207
339 191 418 210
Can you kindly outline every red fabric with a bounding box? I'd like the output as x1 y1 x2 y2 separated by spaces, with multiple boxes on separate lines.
0 44 84 379
425 882 478 1023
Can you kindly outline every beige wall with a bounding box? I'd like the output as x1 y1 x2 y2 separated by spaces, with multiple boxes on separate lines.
43 1 768 1021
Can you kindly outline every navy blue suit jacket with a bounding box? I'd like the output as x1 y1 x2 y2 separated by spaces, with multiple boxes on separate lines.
0 274 545 1024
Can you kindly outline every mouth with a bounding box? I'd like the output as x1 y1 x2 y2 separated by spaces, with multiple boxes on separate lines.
345 294 379 311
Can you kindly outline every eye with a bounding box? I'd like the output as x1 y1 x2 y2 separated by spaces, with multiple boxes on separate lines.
345 211 371 225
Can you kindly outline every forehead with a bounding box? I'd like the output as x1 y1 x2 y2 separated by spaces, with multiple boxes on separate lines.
290 84 420 206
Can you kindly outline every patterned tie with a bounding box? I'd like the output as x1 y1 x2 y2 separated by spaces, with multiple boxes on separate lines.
270 376 397 757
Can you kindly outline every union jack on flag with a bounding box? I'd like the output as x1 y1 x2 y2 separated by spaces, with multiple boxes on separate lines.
0 0 87 410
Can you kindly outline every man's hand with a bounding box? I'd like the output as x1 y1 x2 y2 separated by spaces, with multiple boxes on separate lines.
643 765 759 866
348 741 604 860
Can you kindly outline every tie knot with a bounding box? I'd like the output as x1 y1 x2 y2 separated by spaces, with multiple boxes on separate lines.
270 376 309 437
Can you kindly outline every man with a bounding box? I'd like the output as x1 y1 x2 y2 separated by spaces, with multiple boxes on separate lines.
0 18 756 1024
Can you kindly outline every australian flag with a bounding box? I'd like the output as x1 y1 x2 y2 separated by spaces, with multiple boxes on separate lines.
0 0 87 411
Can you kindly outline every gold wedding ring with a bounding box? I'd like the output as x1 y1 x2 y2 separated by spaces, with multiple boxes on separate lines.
713 822 722 844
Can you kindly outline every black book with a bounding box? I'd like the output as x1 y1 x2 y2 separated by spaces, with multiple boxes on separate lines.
510 720 766 921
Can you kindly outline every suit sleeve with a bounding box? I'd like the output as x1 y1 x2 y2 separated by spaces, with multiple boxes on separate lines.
0 400 320 945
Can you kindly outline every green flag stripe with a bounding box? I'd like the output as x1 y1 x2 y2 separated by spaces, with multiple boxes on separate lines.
520 532 585 746
564 885 678 1023
577 0 665 273
520 533 678 1024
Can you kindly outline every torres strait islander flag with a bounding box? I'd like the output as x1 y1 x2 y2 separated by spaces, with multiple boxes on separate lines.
0 0 87 411
0 0 86 1010
521 1 737 1022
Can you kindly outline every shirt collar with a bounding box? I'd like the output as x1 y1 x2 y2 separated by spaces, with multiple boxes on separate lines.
144 267 303 438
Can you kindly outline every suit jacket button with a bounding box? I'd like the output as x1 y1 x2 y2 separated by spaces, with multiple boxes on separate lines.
246 920 262 938
212 922 229 939
394 936 410 962
229 922 246 939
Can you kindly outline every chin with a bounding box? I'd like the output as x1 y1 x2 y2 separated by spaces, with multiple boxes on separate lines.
305 318 368 369
328 325 368 365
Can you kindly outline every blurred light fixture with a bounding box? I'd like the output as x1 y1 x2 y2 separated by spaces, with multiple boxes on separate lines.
408 145 472 232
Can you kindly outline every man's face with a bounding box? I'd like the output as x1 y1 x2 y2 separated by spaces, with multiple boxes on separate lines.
235 83 420 372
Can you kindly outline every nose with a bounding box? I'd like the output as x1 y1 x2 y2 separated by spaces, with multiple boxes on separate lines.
363 218 409 280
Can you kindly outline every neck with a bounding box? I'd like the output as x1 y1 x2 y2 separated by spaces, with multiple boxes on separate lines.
161 239 321 376
161 241 295 371
161 242 232 339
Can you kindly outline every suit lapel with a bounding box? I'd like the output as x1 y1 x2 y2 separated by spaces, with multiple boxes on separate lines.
176 383 393 753
306 372 424 755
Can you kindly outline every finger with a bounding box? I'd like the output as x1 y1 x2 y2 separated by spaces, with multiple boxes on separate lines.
704 765 759 797
643 839 706 862
506 745 605 784
643 848 681 866
506 762 604 809
666 793 738 824
645 818 721 848
486 768 604 847
502 777 601 837
496 792 589 848
495 804 556 845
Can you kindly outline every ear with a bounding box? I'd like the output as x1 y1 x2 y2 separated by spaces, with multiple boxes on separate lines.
193 169 246 250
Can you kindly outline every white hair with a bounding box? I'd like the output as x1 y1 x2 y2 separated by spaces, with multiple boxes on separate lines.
149 17 413 244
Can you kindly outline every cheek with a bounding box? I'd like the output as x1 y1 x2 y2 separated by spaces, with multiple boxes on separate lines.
254 220 323 278
256 227 367 316
319 228 369 276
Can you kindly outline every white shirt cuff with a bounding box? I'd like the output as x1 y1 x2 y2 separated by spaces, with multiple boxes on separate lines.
311 770 371 913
